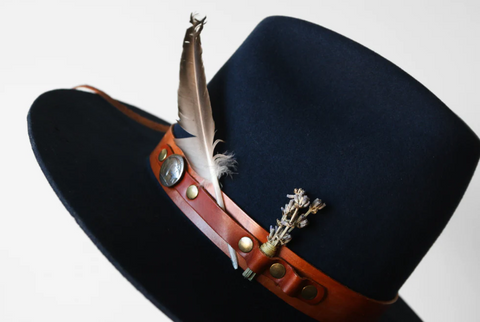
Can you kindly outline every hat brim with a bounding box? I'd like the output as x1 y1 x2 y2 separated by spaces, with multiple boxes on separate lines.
28 89 421 322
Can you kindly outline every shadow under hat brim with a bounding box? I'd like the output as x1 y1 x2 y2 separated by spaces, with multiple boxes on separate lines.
28 89 421 322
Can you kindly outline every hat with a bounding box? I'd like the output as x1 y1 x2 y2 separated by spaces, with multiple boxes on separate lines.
27 15 480 321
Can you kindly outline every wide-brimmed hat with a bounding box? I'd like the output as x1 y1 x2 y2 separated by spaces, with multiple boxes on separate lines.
28 15 480 321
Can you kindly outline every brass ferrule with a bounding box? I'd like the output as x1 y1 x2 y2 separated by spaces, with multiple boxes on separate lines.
260 241 278 258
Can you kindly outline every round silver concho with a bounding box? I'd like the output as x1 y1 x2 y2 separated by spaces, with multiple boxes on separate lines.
159 154 185 187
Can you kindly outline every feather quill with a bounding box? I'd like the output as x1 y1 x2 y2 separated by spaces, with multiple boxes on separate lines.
175 14 238 269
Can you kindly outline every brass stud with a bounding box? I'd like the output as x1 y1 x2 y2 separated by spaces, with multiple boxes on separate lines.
158 148 168 161
269 263 286 279
238 237 253 253
186 185 199 200
301 285 318 300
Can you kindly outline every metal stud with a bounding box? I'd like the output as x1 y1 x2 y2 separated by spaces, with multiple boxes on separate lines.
186 185 199 200
301 285 318 300
158 148 168 161
238 237 253 253
159 154 185 187
269 263 286 279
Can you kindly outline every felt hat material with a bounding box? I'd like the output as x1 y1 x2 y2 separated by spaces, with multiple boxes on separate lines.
28 16 480 321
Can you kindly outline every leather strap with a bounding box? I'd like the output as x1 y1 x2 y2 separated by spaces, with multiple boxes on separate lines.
150 127 398 322
73 85 170 132
75 85 398 321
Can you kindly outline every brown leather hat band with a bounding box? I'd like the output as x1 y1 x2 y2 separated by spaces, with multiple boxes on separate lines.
150 127 397 322
73 86 397 322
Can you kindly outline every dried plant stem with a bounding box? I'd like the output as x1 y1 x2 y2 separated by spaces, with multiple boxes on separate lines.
261 189 326 258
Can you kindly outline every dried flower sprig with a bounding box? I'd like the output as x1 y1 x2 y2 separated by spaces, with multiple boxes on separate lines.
260 188 326 257
243 188 326 281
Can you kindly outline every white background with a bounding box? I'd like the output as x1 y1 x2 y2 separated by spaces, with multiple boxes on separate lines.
1 1 479 321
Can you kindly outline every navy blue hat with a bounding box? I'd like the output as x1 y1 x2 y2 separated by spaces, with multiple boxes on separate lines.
28 16 480 321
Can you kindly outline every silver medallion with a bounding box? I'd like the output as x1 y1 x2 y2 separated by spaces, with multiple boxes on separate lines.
159 154 185 187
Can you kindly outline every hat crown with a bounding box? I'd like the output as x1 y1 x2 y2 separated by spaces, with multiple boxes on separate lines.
183 16 480 300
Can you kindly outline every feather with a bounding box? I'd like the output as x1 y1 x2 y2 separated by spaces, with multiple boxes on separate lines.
175 14 238 269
